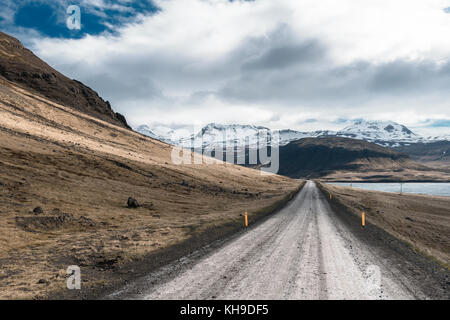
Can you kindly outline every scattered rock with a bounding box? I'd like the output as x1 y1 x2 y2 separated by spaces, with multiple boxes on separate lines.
141 202 155 210
131 233 141 241
152 214 161 218
95 256 121 270
127 197 140 208
181 181 189 187
405 217 414 222
33 207 44 215
78 215 96 227
37 279 49 285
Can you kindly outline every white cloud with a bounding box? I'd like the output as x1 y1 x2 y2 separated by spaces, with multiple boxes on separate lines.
31 0 450 134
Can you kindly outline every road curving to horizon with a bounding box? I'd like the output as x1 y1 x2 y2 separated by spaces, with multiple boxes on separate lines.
108 181 448 300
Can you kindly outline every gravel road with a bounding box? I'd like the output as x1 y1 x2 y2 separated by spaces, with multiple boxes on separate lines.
109 181 447 300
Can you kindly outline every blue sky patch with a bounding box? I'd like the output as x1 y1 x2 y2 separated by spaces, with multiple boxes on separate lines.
2 0 159 40
427 119 450 127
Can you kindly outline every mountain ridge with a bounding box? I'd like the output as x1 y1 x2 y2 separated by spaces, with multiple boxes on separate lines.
0 31 130 129
137 119 449 149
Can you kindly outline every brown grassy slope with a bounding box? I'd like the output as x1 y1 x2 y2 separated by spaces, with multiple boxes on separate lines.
0 77 300 299
318 182 450 267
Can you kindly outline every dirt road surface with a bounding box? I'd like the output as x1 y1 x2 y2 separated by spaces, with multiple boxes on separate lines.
109 181 448 300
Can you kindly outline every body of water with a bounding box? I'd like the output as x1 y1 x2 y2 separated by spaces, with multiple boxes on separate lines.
329 182 450 197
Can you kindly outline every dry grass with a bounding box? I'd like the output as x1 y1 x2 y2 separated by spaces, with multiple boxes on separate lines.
0 78 300 299
319 182 450 267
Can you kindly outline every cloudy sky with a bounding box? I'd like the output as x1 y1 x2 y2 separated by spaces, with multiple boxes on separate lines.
2 0 450 136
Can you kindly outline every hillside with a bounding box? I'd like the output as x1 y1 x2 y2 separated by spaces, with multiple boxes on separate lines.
393 141 450 172
277 136 450 181
0 73 299 298
0 32 129 129
394 141 450 162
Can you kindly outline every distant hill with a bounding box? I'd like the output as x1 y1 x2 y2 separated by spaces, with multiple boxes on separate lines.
276 136 449 181
392 141 450 172
0 31 130 129
393 141 450 162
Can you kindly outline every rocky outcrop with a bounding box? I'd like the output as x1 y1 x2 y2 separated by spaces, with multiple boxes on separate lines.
0 32 130 129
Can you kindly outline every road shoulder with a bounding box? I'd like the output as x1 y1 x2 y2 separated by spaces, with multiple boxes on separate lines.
316 181 449 300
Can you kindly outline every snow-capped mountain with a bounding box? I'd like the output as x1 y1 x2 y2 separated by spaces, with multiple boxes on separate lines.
136 125 176 145
136 120 448 149
278 129 335 145
335 120 425 147
178 123 271 149
137 123 334 149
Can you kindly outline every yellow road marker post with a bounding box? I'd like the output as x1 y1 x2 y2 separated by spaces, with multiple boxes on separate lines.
330 193 332 200
244 212 248 228
362 211 365 227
